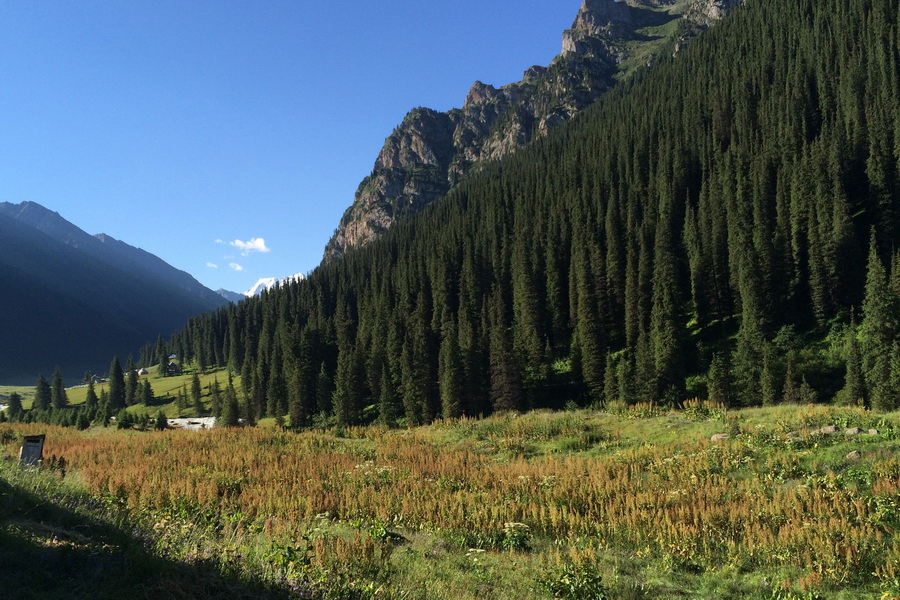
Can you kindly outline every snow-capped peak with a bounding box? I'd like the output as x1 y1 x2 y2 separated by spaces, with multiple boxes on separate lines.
244 272 305 297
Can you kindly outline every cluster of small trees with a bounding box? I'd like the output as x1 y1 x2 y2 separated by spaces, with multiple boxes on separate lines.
5 350 255 430
4 390 110 430
6 357 158 429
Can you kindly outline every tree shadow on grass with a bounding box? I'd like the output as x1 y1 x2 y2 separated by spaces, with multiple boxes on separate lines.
0 472 293 600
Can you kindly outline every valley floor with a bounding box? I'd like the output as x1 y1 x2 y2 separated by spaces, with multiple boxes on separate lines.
1 403 898 599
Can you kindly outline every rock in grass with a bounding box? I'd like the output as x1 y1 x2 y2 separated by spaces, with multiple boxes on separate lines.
711 433 730 443
819 426 838 435
844 427 863 436
847 451 862 461
868 429 880 436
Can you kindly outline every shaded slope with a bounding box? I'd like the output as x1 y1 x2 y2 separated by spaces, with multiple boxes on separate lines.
0 213 220 384
0 201 226 310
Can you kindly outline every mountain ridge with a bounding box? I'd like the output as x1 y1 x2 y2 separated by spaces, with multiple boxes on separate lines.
0 201 227 309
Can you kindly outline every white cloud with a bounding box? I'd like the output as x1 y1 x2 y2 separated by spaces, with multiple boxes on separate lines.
206 262 219 269
230 237 270 256
215 239 225 244
229 263 244 272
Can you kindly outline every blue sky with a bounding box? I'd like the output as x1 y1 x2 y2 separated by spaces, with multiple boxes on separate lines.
0 1 579 293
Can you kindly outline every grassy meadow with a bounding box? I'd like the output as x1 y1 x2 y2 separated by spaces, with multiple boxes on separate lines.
1 403 899 599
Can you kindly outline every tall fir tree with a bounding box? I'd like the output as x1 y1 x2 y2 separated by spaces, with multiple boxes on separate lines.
377 363 401 426
85 381 99 409
707 352 734 406
191 373 203 415
840 312 866 406
438 319 465 419
220 377 241 427
141 379 154 406
124 357 138 407
6 392 23 420
108 357 126 411
759 352 778 407
333 346 363 426
860 231 897 409
34 374 51 412
51 367 68 409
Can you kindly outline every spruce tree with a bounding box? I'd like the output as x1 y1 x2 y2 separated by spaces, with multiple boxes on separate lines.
191 373 203 415
860 231 897 408
333 346 363 426
124 357 138 407
177 385 188 416
315 362 333 416
438 319 465 420
219 379 240 427
236 366 255 425
841 314 866 406
488 286 524 413
85 381 99 409
141 379 154 406
158 345 169 377
288 369 306 428
799 377 818 404
603 352 618 406
95 396 110 427
210 378 222 418
108 357 126 411
707 352 734 406
782 357 800 404
378 363 400 426
6 393 23 421
51 367 68 409
760 353 778 407
34 374 51 411
75 411 90 430
650 221 687 404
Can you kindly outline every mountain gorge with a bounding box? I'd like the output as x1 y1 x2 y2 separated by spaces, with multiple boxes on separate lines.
323 0 744 261
0 202 226 384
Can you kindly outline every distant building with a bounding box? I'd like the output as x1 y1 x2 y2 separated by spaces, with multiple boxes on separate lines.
137 368 149 376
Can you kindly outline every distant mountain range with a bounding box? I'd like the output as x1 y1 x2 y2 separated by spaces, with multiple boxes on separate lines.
216 272 306 303
0 201 227 384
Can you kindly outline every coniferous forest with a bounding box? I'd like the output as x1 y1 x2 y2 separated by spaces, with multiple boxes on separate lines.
140 0 899 427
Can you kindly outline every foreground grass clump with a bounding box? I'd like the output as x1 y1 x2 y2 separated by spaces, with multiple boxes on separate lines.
1 404 899 599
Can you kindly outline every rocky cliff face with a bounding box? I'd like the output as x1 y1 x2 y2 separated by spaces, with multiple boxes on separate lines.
686 0 743 25
323 0 742 261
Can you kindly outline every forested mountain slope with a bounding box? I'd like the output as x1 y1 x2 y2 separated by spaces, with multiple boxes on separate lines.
323 0 746 261
153 0 898 426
